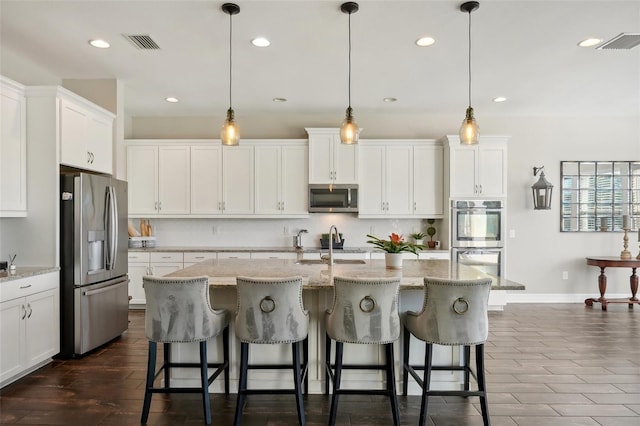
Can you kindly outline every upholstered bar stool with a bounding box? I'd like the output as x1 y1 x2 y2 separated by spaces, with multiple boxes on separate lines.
141 276 229 426
402 276 492 426
234 276 309 426
325 276 401 426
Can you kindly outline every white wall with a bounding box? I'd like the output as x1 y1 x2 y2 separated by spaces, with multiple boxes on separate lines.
128 112 640 296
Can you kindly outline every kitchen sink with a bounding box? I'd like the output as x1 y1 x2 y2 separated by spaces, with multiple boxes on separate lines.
295 259 366 265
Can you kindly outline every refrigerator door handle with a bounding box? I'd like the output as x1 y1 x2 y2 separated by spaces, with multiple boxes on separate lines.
106 186 118 270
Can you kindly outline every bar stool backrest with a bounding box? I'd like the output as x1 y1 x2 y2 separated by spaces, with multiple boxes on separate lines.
143 275 228 343
412 277 491 345
235 276 309 344
327 276 401 344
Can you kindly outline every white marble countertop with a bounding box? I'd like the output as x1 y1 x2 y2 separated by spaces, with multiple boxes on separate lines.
166 258 524 290
0 266 59 283
128 245 450 256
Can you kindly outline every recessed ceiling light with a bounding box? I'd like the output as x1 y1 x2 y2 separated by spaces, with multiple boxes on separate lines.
383 97 397 103
578 38 602 48
492 96 507 103
251 37 270 47
272 97 287 102
89 39 110 49
165 97 179 103
415 37 435 47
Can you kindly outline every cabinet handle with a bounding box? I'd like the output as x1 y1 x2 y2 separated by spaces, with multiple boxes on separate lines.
381 202 385 211
91 152 95 163
223 201 226 211
158 201 162 211
27 303 32 318
479 184 483 194
87 152 91 163
21 304 26 320
19 284 32 289
281 201 284 211
413 202 417 211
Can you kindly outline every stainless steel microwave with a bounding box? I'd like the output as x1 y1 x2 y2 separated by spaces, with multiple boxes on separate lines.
308 184 358 213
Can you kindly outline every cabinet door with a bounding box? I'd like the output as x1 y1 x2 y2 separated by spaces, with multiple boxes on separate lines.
254 145 281 214
222 146 254 214
334 138 358 184
308 133 334 183
281 145 308 214
158 146 190 214
150 263 183 277
0 297 25 383
385 145 413 215
449 146 478 198
60 99 89 169
0 83 27 216
24 289 59 366
358 145 385 215
414 144 444 216
191 145 222 214
478 145 507 197
128 263 149 305
127 145 159 215
87 114 113 174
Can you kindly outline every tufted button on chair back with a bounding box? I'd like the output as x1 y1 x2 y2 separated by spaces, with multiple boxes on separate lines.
235 276 309 344
326 276 401 344
405 277 491 346
144 275 229 343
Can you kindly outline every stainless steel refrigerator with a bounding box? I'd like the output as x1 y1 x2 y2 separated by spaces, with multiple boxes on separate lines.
59 172 129 357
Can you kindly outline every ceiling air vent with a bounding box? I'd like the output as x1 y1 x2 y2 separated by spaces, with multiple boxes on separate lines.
123 34 160 50
597 33 640 50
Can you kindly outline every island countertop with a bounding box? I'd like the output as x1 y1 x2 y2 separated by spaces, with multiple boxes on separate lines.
166 259 525 290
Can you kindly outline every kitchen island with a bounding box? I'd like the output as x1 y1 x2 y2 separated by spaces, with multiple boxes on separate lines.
161 259 523 395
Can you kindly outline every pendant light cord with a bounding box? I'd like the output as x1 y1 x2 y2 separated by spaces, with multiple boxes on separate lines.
228 12 233 109
347 10 352 109
467 9 472 108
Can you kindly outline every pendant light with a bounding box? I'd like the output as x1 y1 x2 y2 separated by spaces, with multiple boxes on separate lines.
221 3 240 146
459 1 480 145
340 2 359 145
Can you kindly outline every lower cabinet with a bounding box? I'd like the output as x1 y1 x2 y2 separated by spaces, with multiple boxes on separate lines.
0 272 59 387
128 252 184 306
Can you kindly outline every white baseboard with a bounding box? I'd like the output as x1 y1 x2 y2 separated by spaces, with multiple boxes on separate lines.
506 293 631 304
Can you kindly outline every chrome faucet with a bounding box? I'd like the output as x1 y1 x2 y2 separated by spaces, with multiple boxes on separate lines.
321 225 341 267
295 229 308 249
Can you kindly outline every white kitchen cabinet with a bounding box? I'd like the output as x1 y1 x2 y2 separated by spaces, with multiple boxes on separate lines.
127 251 184 306
0 77 27 217
217 252 251 259
255 142 308 216
222 145 254 214
59 92 114 174
0 272 59 387
443 135 508 198
183 252 217 268
126 143 190 216
191 145 223 214
413 144 444 217
306 128 358 184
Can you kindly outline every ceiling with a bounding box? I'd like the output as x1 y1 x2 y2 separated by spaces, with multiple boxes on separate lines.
1 0 639 121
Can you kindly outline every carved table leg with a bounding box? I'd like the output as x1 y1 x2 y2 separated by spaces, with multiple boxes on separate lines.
629 267 638 309
585 266 608 310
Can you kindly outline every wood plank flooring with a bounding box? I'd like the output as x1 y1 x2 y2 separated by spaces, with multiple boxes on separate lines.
1 303 639 425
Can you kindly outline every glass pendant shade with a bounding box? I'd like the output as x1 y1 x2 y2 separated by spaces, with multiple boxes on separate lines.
221 108 239 146
340 107 359 145
459 106 479 145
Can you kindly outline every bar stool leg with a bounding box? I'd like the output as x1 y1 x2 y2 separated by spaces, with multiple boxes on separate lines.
163 342 170 388
292 341 306 426
463 345 471 393
141 341 157 424
223 326 230 395
328 341 343 426
303 337 309 395
402 327 410 396
418 343 433 426
385 343 400 426
199 342 212 425
324 334 331 395
476 344 490 426
234 342 249 426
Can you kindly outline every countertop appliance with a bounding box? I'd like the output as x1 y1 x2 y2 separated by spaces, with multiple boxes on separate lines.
451 199 505 277
308 184 358 213
59 172 129 357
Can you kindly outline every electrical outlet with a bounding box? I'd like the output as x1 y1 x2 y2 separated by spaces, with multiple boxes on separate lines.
212 225 218 234
284 226 290 235
562 271 568 280
370 226 376 235
509 229 516 238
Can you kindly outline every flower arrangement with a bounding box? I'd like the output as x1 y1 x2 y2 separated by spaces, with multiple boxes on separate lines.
366 233 424 255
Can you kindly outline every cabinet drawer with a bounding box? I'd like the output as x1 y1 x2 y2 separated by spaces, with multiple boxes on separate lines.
149 252 184 263
217 252 251 259
1 272 58 303
184 252 217 263
251 252 297 260
128 252 151 263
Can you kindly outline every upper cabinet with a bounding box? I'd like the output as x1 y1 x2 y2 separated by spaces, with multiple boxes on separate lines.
0 77 27 217
127 143 190 216
221 145 254 215
58 91 114 174
358 140 444 218
306 128 358 184
442 135 508 199
254 141 308 216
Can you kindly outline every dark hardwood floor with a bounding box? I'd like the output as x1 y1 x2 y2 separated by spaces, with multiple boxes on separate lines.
1 303 639 425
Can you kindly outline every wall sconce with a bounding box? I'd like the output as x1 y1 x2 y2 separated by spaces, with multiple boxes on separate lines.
531 166 553 210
